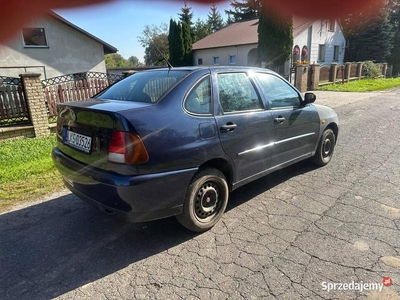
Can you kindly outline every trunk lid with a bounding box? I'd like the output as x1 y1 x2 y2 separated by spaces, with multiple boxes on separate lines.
55 99 151 170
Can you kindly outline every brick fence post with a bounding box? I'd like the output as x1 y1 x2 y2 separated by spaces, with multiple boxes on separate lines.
294 65 309 92
309 64 320 90
356 62 363 79
20 73 50 138
344 62 351 82
329 63 338 83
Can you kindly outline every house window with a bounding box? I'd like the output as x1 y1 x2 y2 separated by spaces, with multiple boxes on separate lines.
333 45 340 61
318 44 326 62
229 55 237 64
22 27 48 47
197 58 203 65
213 56 220 65
328 19 335 32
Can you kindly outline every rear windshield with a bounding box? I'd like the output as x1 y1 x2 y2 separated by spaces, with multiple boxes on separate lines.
96 70 190 103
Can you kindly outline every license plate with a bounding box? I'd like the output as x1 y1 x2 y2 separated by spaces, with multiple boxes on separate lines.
64 130 92 153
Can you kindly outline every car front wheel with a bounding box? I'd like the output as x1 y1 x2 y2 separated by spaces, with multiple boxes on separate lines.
176 168 229 232
313 128 336 166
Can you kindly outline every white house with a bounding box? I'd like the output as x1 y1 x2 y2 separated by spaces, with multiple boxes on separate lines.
0 10 117 79
192 17 346 76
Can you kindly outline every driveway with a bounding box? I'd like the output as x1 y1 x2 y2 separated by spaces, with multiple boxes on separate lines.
1 88 400 299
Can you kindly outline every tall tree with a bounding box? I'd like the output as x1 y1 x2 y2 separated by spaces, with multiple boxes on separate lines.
178 1 194 27
257 3 293 69
168 19 184 66
104 53 131 67
138 23 169 66
128 55 139 66
387 0 400 75
182 21 193 65
207 4 224 32
178 1 195 42
341 0 394 63
193 18 212 42
225 0 261 23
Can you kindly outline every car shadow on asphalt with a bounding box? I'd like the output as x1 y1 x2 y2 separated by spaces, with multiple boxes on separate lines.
0 160 317 300
226 160 317 212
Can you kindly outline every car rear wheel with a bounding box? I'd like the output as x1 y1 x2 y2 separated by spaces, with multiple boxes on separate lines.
176 168 229 232
313 128 336 166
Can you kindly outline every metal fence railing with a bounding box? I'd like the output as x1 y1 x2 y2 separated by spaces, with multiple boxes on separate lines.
42 72 125 122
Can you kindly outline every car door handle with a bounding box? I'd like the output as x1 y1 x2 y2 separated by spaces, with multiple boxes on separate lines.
220 123 237 132
274 116 285 123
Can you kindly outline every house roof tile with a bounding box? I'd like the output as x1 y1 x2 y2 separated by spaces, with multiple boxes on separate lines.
193 19 259 50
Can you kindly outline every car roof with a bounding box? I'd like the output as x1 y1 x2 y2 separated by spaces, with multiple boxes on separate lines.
143 66 277 74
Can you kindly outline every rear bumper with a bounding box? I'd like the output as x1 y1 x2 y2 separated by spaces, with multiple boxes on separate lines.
52 147 197 222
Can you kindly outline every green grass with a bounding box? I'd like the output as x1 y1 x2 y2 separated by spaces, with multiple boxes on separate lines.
317 78 400 92
0 135 65 212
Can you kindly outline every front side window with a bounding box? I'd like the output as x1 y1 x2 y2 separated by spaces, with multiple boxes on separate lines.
22 27 48 47
318 44 326 62
213 57 220 65
217 72 262 113
184 76 212 114
96 70 190 102
255 73 300 109
333 45 340 61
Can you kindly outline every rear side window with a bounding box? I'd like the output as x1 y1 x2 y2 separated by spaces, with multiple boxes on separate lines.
184 76 211 115
217 72 262 113
255 73 300 109
96 70 190 103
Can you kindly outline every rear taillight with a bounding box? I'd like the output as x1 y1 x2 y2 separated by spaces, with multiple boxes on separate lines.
108 130 149 164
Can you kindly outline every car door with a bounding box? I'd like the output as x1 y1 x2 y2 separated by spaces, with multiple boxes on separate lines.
213 71 274 184
254 72 320 168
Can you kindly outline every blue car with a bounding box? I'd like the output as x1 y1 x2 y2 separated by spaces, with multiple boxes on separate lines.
52 67 339 232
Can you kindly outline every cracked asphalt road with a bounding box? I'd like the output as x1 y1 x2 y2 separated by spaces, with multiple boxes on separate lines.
1 88 400 299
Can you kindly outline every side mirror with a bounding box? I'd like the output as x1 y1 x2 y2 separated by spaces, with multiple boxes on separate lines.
303 92 316 105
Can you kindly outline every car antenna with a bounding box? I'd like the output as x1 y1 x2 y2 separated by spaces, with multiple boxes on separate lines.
153 41 173 69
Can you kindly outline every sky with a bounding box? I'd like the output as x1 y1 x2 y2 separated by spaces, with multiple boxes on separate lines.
56 0 232 63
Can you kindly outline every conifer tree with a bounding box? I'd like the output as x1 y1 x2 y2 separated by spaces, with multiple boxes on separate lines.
178 1 194 27
168 18 193 66
342 0 394 63
168 19 184 66
193 18 212 42
178 2 195 44
388 0 400 75
225 0 261 22
182 21 193 66
257 3 293 69
207 4 224 32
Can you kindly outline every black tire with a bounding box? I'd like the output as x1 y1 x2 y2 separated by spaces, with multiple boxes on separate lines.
313 128 336 166
176 168 229 232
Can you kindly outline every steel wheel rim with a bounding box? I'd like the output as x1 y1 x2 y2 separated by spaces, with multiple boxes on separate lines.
194 182 221 222
322 137 332 157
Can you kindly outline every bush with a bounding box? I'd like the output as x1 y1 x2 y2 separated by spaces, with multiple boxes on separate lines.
363 61 382 79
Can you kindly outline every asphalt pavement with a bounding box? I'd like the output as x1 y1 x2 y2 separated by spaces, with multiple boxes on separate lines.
1 88 400 299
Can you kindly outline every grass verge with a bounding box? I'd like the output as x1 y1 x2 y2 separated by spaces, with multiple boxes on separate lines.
317 78 400 92
0 135 65 213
